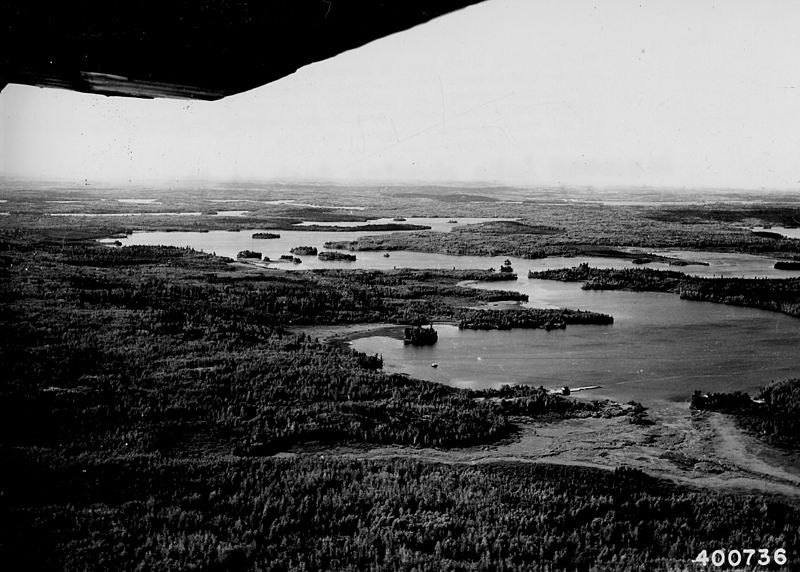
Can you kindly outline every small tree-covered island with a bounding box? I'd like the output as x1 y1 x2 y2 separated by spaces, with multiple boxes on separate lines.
290 245 318 256
236 249 263 259
404 323 439 345
318 250 357 261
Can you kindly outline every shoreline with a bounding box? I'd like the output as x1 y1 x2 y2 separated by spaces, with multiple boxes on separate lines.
295 321 800 494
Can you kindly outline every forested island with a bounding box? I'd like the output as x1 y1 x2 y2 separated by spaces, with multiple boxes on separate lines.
252 232 280 239
404 324 438 345
458 308 613 330
318 251 357 261
530 264 800 318
236 249 262 259
290 245 318 255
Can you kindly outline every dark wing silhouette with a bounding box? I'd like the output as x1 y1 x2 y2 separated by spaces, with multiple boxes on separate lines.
2 0 486 100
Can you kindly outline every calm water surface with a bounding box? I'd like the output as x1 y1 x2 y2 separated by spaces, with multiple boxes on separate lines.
352 279 800 403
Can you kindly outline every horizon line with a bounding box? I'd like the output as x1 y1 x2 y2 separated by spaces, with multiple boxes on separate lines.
1 173 798 194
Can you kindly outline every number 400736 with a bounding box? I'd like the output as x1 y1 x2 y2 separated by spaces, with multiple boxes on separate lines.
693 548 787 567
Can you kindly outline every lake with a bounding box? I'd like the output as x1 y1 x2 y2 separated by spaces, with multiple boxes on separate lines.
102 219 796 277
352 279 800 404
104 220 800 404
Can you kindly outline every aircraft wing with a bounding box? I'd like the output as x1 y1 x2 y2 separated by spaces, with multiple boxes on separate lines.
2 0 486 100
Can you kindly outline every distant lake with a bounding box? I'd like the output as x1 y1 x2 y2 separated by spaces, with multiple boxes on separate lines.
102 219 795 277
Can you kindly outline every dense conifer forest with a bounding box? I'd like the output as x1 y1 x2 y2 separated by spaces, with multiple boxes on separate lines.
5 456 798 571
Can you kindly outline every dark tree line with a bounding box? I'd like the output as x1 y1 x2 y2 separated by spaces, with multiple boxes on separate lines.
4 456 798 571
691 379 800 449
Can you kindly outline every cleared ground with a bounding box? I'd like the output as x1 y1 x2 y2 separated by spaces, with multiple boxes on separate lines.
336 402 800 497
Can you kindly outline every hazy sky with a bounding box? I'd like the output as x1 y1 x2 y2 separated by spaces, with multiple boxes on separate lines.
2 0 799 189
